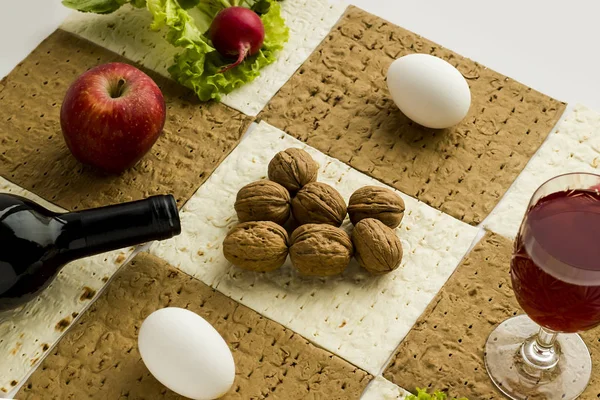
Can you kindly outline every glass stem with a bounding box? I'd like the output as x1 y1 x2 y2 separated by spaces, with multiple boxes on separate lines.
521 326 560 374
536 327 558 350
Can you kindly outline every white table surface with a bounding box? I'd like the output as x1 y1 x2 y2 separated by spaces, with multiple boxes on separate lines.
3 1 600 112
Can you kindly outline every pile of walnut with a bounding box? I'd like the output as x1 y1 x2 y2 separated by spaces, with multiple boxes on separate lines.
222 148 406 277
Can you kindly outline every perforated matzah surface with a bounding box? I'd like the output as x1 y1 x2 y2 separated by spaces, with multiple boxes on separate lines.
60 0 347 117
149 121 478 375
485 105 600 239
259 6 566 226
0 177 133 394
383 231 600 398
0 29 251 212
16 252 372 400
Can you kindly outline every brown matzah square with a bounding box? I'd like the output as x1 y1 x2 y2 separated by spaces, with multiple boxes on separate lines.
259 6 566 225
0 29 252 211
383 231 600 398
17 252 372 399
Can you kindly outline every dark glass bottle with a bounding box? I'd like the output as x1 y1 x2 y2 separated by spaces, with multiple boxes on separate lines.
0 193 181 311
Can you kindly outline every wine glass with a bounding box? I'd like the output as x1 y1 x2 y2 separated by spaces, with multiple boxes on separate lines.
485 173 600 399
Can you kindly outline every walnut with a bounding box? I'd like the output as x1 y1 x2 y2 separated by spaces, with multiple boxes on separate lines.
291 182 347 227
235 180 291 225
348 186 405 229
289 224 353 276
268 148 319 192
223 221 289 272
352 219 403 275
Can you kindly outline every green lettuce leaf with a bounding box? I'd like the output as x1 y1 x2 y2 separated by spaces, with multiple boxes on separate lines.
147 0 213 51
406 388 468 400
166 0 289 101
64 0 289 101
176 0 200 9
62 0 145 14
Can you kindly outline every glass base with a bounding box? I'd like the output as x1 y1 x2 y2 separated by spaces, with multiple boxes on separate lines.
485 315 591 400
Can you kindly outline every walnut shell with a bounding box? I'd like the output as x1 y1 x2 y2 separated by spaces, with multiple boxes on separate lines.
290 224 353 276
223 221 289 272
268 148 319 192
235 180 291 225
348 186 405 229
352 219 403 275
291 182 347 227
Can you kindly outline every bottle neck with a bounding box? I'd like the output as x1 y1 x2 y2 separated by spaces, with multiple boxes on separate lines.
57 195 181 260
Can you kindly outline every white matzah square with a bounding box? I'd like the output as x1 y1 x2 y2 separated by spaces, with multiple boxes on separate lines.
361 376 410 399
485 105 600 239
59 0 347 117
0 177 133 395
149 121 478 375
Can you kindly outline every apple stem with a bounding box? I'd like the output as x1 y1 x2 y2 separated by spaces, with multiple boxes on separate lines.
110 78 127 98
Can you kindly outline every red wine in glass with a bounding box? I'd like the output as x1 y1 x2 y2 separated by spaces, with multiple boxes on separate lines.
512 188 600 333
485 173 600 400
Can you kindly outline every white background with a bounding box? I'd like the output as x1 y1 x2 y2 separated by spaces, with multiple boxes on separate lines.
2 1 600 111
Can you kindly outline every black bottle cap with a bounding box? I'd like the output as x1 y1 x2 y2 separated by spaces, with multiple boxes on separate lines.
150 195 181 239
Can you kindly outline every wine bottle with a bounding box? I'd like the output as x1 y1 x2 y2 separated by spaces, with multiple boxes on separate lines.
0 194 181 311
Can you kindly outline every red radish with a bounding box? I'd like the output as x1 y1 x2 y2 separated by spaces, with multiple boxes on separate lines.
209 6 265 73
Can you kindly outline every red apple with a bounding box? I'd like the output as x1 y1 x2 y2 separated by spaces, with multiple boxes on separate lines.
60 62 166 173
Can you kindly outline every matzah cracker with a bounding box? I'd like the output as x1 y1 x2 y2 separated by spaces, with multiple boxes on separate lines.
383 231 600 398
60 0 347 117
259 6 566 225
361 376 410 399
149 121 478 375
484 105 600 239
17 252 372 400
0 29 251 212
0 177 133 394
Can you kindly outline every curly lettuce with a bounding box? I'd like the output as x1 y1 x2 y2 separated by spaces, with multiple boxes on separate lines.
63 0 289 101
63 0 146 14
168 0 288 100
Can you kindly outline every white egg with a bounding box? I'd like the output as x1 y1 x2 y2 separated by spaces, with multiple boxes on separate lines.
138 307 235 400
386 54 471 129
